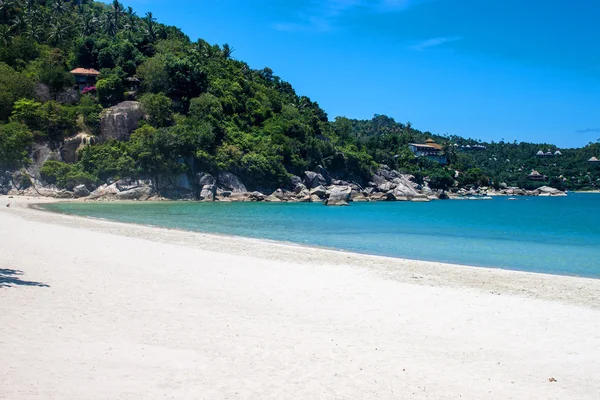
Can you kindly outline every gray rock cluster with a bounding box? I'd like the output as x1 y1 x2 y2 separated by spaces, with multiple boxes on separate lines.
449 185 567 198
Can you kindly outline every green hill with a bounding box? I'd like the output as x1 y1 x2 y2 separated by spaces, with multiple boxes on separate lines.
0 0 598 194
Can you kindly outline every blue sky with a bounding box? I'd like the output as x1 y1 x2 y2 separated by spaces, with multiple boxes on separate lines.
114 0 599 148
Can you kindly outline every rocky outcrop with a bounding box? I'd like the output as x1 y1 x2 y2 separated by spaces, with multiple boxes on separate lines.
99 101 145 142
116 185 153 200
217 172 247 193
156 173 194 199
56 89 80 105
199 184 216 201
73 184 90 198
325 186 351 206
304 171 328 189
61 133 97 163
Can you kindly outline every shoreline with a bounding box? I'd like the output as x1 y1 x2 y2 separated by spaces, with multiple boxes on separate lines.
2 195 600 399
37 197 598 281
4 194 600 308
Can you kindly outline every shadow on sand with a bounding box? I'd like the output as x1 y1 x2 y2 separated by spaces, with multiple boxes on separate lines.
0 268 49 288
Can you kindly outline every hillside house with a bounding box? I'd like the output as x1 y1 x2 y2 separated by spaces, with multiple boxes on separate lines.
409 139 447 164
70 68 100 92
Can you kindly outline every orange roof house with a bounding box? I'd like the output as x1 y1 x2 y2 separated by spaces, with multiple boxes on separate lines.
70 68 100 91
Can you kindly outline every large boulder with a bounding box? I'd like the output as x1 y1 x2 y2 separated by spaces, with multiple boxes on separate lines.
116 185 153 200
537 186 566 196
310 185 327 199
99 101 145 142
197 173 216 187
304 171 328 189
217 172 247 193
89 183 120 200
325 186 351 206
73 184 91 198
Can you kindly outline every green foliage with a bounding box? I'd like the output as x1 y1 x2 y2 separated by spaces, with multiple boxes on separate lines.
40 160 97 190
1 0 597 193
96 73 124 107
428 169 455 190
0 63 34 121
11 99 77 142
0 122 33 169
78 140 135 180
39 64 74 95
460 168 489 187
139 93 173 128
137 55 169 93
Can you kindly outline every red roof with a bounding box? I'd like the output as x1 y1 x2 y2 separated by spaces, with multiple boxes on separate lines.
70 68 100 76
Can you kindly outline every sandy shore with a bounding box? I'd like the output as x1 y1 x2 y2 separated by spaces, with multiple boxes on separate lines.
1 196 599 399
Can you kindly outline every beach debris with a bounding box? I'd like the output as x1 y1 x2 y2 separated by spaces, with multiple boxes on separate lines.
549 377 557 382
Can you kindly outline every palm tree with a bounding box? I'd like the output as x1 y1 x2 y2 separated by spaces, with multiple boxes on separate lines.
79 11 97 36
50 0 68 20
0 0 16 24
100 11 117 36
222 43 234 59
0 24 12 46
26 23 44 41
143 11 157 42
111 0 123 31
47 20 70 45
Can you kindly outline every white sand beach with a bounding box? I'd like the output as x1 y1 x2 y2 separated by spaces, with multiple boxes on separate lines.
1 196 600 400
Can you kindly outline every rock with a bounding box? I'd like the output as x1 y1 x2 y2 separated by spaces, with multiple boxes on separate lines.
315 165 332 185
73 184 90 198
537 186 566 196
157 173 194 199
217 172 247 193
28 143 62 178
34 83 52 102
199 184 216 201
264 195 282 202
116 186 153 200
438 191 449 200
114 178 142 192
310 185 327 199
289 175 303 187
369 192 392 202
411 197 431 203
293 183 308 194
55 190 75 199
61 133 97 163
197 173 216 187
310 194 322 202
56 88 81 105
99 101 145 142
229 193 249 202
351 192 370 202
247 191 265 201
304 171 328 189
325 186 351 206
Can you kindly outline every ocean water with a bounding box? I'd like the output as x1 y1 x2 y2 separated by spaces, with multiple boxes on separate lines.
44 194 600 278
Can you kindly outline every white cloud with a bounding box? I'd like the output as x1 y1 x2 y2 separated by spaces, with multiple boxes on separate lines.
410 36 462 51
274 0 417 32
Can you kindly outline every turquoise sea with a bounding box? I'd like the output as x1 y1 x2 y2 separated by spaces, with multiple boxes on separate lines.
44 194 600 278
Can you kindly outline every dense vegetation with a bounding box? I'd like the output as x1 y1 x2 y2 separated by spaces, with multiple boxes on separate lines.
1 0 599 192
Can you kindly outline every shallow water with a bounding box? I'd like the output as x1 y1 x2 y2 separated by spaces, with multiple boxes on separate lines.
44 194 600 278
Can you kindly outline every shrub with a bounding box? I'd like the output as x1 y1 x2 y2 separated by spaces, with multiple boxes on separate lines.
40 160 97 190
0 122 34 169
